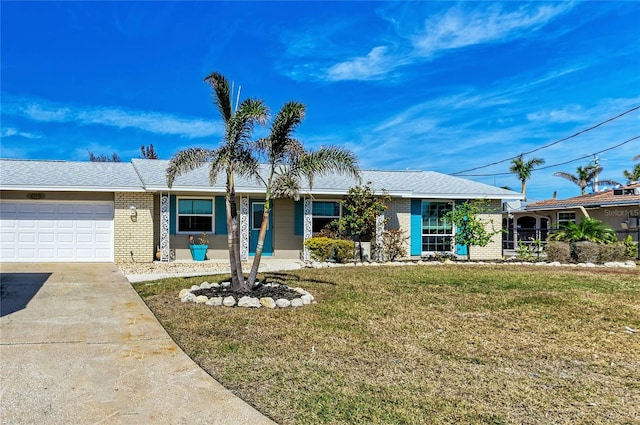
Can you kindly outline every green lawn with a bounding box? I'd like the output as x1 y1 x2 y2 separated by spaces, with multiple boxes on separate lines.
133 265 640 424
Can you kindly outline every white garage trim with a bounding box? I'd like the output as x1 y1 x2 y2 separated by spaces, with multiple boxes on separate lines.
0 200 114 262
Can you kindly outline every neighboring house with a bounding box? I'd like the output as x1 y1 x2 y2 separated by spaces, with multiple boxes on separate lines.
0 158 522 263
505 182 640 248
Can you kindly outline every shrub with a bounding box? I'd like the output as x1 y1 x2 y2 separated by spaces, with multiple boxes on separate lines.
573 241 600 263
303 237 335 262
303 237 355 263
546 241 571 263
382 229 409 261
599 243 627 263
333 239 355 263
623 235 638 259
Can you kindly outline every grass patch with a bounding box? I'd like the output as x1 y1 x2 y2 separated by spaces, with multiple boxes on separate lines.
133 265 640 424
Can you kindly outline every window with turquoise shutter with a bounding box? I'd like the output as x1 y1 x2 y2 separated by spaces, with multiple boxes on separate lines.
176 198 214 233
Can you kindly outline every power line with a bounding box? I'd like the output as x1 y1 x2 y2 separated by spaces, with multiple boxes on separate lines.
450 105 640 175
455 135 640 177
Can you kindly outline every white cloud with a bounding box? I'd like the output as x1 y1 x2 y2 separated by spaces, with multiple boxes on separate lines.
0 127 43 139
2 95 222 139
527 106 585 123
314 3 574 82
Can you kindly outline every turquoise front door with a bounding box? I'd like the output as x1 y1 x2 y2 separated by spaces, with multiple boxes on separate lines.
249 200 273 256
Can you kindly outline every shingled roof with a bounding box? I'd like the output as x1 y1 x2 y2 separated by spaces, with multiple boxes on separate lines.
1 158 523 200
525 183 640 211
0 159 145 191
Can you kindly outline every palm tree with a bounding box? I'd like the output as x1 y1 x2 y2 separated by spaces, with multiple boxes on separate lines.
549 217 618 244
554 165 620 195
246 101 360 286
623 154 640 183
167 72 268 291
509 154 545 199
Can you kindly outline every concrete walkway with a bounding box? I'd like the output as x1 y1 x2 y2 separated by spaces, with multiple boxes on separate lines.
0 263 276 425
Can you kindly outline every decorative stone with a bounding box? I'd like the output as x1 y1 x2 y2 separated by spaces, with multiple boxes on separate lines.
195 295 208 304
291 298 304 307
292 287 307 295
178 289 190 299
260 297 276 309
221 281 231 288
206 297 223 306
190 285 200 291
222 296 236 307
238 296 261 308
181 293 196 303
210 282 220 288
301 294 313 305
625 260 637 268
549 262 561 267
199 282 211 289
275 299 291 308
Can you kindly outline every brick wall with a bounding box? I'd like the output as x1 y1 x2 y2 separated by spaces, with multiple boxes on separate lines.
114 192 155 263
470 199 503 260
385 198 411 258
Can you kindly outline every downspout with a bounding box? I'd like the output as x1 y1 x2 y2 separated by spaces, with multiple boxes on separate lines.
578 206 590 219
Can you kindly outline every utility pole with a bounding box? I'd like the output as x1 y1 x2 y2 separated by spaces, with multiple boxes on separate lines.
592 155 599 193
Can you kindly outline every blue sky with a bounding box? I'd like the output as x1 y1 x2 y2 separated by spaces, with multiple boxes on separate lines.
1 1 639 201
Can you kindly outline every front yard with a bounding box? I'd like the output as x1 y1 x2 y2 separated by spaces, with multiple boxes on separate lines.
133 265 640 424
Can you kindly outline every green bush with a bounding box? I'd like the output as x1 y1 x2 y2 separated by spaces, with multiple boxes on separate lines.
303 237 355 263
546 241 571 263
599 243 627 263
573 241 600 263
303 237 335 262
333 239 355 263
623 235 638 259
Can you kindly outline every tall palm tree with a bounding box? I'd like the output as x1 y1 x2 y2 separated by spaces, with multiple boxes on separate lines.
167 72 268 291
509 154 545 199
554 165 620 195
623 154 640 183
246 101 360 286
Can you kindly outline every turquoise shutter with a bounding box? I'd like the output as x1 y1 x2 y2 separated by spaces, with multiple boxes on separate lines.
410 199 422 256
215 196 227 235
169 195 177 235
294 200 304 236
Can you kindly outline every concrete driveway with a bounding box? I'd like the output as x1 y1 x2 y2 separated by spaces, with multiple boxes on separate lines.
0 263 276 425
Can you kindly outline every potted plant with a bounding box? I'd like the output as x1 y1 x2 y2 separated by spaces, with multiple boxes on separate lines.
189 232 209 261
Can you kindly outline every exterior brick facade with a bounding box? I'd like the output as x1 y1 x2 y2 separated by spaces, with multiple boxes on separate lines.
469 199 503 260
385 198 412 257
114 192 155 263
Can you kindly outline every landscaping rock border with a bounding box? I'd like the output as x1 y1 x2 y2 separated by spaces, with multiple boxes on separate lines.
178 280 315 308
304 259 638 269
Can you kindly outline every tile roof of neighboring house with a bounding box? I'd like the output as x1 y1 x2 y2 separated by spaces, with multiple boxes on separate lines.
0 159 145 191
525 183 640 211
1 158 523 200
131 159 522 200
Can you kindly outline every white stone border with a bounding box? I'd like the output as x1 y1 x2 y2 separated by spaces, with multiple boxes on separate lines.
178 281 315 308
303 259 637 269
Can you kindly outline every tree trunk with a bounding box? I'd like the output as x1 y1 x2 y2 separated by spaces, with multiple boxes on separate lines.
521 181 527 197
225 181 239 288
467 244 471 261
228 186 247 291
247 203 270 286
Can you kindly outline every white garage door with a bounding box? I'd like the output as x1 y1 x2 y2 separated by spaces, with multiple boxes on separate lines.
0 201 114 262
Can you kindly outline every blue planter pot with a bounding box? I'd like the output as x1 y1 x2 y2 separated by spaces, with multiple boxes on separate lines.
189 244 208 261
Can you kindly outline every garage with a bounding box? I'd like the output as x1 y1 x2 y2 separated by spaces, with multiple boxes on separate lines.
0 201 114 262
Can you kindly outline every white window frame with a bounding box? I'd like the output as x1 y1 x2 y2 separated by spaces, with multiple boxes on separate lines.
311 200 341 234
557 211 576 229
421 200 454 253
176 196 215 234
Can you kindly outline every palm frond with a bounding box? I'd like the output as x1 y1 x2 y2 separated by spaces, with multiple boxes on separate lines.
299 146 361 188
204 72 232 124
166 148 214 188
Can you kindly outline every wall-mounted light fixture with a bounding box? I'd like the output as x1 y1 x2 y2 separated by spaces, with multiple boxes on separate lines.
129 205 137 221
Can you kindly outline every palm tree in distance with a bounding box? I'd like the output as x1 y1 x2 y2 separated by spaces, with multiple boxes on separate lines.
167 72 268 291
623 154 640 183
554 164 620 195
509 154 545 199
246 101 360 286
